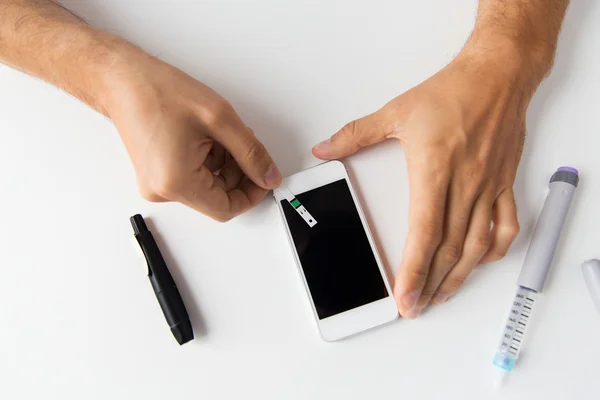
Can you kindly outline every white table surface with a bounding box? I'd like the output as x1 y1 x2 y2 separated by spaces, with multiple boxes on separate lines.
1 1 599 399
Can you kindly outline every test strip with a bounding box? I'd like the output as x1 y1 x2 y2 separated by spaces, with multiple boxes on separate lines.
281 187 317 227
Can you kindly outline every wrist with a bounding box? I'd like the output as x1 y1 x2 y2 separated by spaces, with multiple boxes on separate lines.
77 30 150 116
59 26 155 118
460 26 555 96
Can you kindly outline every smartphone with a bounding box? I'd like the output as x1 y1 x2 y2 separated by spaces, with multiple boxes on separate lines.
274 161 398 341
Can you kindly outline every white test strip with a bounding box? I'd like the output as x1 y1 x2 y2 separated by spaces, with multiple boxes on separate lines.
280 187 317 228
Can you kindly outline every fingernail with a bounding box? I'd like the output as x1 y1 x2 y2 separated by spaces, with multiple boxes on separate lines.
402 289 421 310
264 164 282 188
313 138 331 151
433 292 450 305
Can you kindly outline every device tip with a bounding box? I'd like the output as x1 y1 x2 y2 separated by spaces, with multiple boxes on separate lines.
171 320 194 345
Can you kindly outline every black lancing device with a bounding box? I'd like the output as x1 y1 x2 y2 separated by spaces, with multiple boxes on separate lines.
130 214 193 345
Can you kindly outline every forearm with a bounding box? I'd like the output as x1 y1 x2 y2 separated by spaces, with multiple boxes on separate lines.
0 0 142 115
464 0 570 92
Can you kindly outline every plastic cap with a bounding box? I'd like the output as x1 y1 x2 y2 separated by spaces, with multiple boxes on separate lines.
557 166 579 175
550 166 579 187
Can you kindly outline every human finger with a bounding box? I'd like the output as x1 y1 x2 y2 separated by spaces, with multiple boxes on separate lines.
394 157 449 318
178 166 268 222
204 143 226 172
432 192 493 304
212 118 281 190
213 152 244 191
312 110 394 160
481 188 520 263
415 176 480 309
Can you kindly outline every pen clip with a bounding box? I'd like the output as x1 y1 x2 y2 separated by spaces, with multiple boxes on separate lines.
131 236 150 276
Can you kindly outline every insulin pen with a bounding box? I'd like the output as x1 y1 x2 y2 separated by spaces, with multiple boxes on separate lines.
493 167 579 383
130 214 194 345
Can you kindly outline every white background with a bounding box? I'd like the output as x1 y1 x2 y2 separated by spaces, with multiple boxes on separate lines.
1 1 599 399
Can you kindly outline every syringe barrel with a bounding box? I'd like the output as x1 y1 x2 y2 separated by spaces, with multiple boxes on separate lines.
517 168 578 292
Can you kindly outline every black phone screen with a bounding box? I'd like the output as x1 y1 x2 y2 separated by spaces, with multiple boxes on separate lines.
281 179 389 320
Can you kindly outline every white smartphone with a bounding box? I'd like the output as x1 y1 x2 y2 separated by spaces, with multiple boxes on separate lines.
274 161 398 341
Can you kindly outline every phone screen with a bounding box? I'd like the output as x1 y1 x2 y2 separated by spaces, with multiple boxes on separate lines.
281 179 389 319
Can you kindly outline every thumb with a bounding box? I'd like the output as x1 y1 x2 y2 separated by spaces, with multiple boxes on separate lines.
216 122 282 190
312 110 392 160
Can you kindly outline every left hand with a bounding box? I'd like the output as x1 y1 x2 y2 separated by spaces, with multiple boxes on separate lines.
312 43 538 318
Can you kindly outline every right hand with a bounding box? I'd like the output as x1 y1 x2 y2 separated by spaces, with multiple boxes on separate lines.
104 48 281 221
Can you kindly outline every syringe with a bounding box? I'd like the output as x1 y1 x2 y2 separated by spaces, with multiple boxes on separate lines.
493 167 579 383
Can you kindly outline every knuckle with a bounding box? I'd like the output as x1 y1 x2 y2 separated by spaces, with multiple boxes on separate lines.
339 120 359 142
416 222 443 247
493 246 509 259
152 170 183 199
405 265 429 285
438 243 462 266
444 128 468 153
507 220 520 239
461 174 487 202
473 155 489 176
420 286 438 300
201 100 234 130
138 186 162 202
438 243 462 265
212 213 234 223
471 231 491 254
465 162 487 183
424 163 452 193
242 140 266 165
153 179 178 199
445 274 468 292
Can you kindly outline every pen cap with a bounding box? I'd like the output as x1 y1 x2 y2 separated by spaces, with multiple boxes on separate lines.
517 168 578 292
582 259 600 315
130 214 149 234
